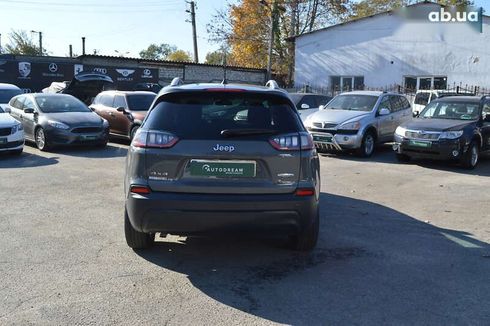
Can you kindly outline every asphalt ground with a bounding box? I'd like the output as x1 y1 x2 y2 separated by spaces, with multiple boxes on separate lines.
1 142 489 325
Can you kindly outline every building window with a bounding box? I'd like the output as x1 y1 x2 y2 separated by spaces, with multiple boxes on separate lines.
404 76 447 91
331 76 364 92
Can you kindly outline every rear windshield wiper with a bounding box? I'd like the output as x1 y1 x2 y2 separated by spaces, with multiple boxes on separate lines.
220 128 278 137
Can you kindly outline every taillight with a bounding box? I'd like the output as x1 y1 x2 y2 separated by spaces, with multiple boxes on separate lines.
131 130 179 149
295 188 315 196
269 132 314 151
130 185 151 194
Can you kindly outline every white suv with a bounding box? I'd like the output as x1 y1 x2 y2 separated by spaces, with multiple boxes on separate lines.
0 106 24 155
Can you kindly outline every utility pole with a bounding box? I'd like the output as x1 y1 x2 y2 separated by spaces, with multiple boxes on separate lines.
260 0 276 81
31 30 43 56
82 37 86 55
0 33 2 54
69 44 73 58
186 1 199 63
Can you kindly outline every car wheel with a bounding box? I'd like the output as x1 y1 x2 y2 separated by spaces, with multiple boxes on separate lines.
396 153 410 163
461 141 479 169
358 131 375 157
35 127 51 151
289 207 319 251
124 209 153 249
130 125 140 141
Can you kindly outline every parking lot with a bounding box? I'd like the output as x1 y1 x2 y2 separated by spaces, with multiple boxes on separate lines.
1 142 489 325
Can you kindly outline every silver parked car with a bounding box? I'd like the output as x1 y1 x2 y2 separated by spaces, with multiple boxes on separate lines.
303 91 412 157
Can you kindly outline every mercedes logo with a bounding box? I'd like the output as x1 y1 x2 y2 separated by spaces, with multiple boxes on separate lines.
49 63 58 73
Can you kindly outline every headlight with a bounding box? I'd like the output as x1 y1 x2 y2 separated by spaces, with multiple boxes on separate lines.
338 120 361 130
440 130 463 139
48 120 70 130
395 126 407 137
11 123 23 133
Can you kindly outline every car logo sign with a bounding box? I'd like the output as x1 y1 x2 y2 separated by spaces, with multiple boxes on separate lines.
18 62 31 77
143 69 151 76
49 63 58 73
213 144 235 152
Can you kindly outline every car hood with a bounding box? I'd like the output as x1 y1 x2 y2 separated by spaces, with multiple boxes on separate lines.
43 72 113 105
0 112 18 127
401 118 475 131
43 112 105 127
308 109 370 124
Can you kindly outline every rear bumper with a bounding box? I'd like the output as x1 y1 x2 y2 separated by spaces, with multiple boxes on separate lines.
393 135 465 160
126 191 318 235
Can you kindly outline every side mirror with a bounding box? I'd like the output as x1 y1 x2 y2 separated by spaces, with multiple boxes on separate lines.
379 108 390 116
24 108 35 114
116 107 126 113
300 103 310 110
4 107 11 113
318 105 325 110
483 113 490 122
413 110 420 118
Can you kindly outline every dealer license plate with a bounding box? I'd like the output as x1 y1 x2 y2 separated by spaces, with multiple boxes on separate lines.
409 140 432 148
189 160 256 178
313 134 332 143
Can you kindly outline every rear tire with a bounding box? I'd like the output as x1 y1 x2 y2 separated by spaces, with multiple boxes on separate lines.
396 153 410 163
461 141 479 169
124 209 153 249
290 208 319 251
357 131 375 158
129 125 140 141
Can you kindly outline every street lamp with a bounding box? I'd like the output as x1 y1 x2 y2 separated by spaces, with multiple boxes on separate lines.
31 30 43 56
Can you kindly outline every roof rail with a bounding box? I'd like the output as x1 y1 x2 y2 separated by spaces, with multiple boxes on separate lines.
170 77 184 87
265 80 280 90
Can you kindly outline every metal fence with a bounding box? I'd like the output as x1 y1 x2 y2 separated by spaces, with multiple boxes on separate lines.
289 82 490 102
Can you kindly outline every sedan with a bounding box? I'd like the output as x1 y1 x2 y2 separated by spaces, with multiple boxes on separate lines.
0 106 24 155
8 93 109 151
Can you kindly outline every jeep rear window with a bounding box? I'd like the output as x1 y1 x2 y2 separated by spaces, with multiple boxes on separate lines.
144 92 302 139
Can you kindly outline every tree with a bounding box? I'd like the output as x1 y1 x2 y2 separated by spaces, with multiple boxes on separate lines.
167 50 192 62
4 30 46 55
207 0 350 82
205 49 228 65
139 43 177 60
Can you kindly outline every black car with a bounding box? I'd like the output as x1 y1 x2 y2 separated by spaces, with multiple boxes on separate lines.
8 93 109 151
393 96 490 169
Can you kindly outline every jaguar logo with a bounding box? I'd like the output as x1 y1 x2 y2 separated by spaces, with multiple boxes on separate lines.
213 144 235 152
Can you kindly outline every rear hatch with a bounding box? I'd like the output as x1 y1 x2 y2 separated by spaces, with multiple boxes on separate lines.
43 72 113 105
138 90 307 194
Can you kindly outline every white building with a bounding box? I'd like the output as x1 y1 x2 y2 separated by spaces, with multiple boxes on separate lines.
293 2 490 93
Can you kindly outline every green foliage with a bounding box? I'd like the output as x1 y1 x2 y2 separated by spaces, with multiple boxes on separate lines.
139 43 177 60
167 50 192 62
4 30 46 56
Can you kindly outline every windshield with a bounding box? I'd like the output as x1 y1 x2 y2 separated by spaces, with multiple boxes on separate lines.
35 95 91 113
420 101 480 120
127 94 156 111
289 94 303 105
326 95 378 112
0 107 4 113
145 92 301 140
0 89 23 103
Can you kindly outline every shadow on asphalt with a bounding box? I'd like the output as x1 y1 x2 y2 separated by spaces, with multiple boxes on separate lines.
135 192 490 325
40 144 128 159
321 144 490 177
0 151 59 168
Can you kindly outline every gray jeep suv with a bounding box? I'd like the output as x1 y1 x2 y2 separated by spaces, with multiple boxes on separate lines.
124 80 321 251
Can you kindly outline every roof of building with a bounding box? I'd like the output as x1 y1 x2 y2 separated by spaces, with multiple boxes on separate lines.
289 1 488 41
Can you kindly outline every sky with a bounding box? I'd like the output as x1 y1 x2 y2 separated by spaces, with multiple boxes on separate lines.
0 0 488 62
0 0 235 62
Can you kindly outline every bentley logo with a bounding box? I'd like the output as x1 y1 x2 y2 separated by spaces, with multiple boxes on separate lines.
116 69 135 77
48 63 58 73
